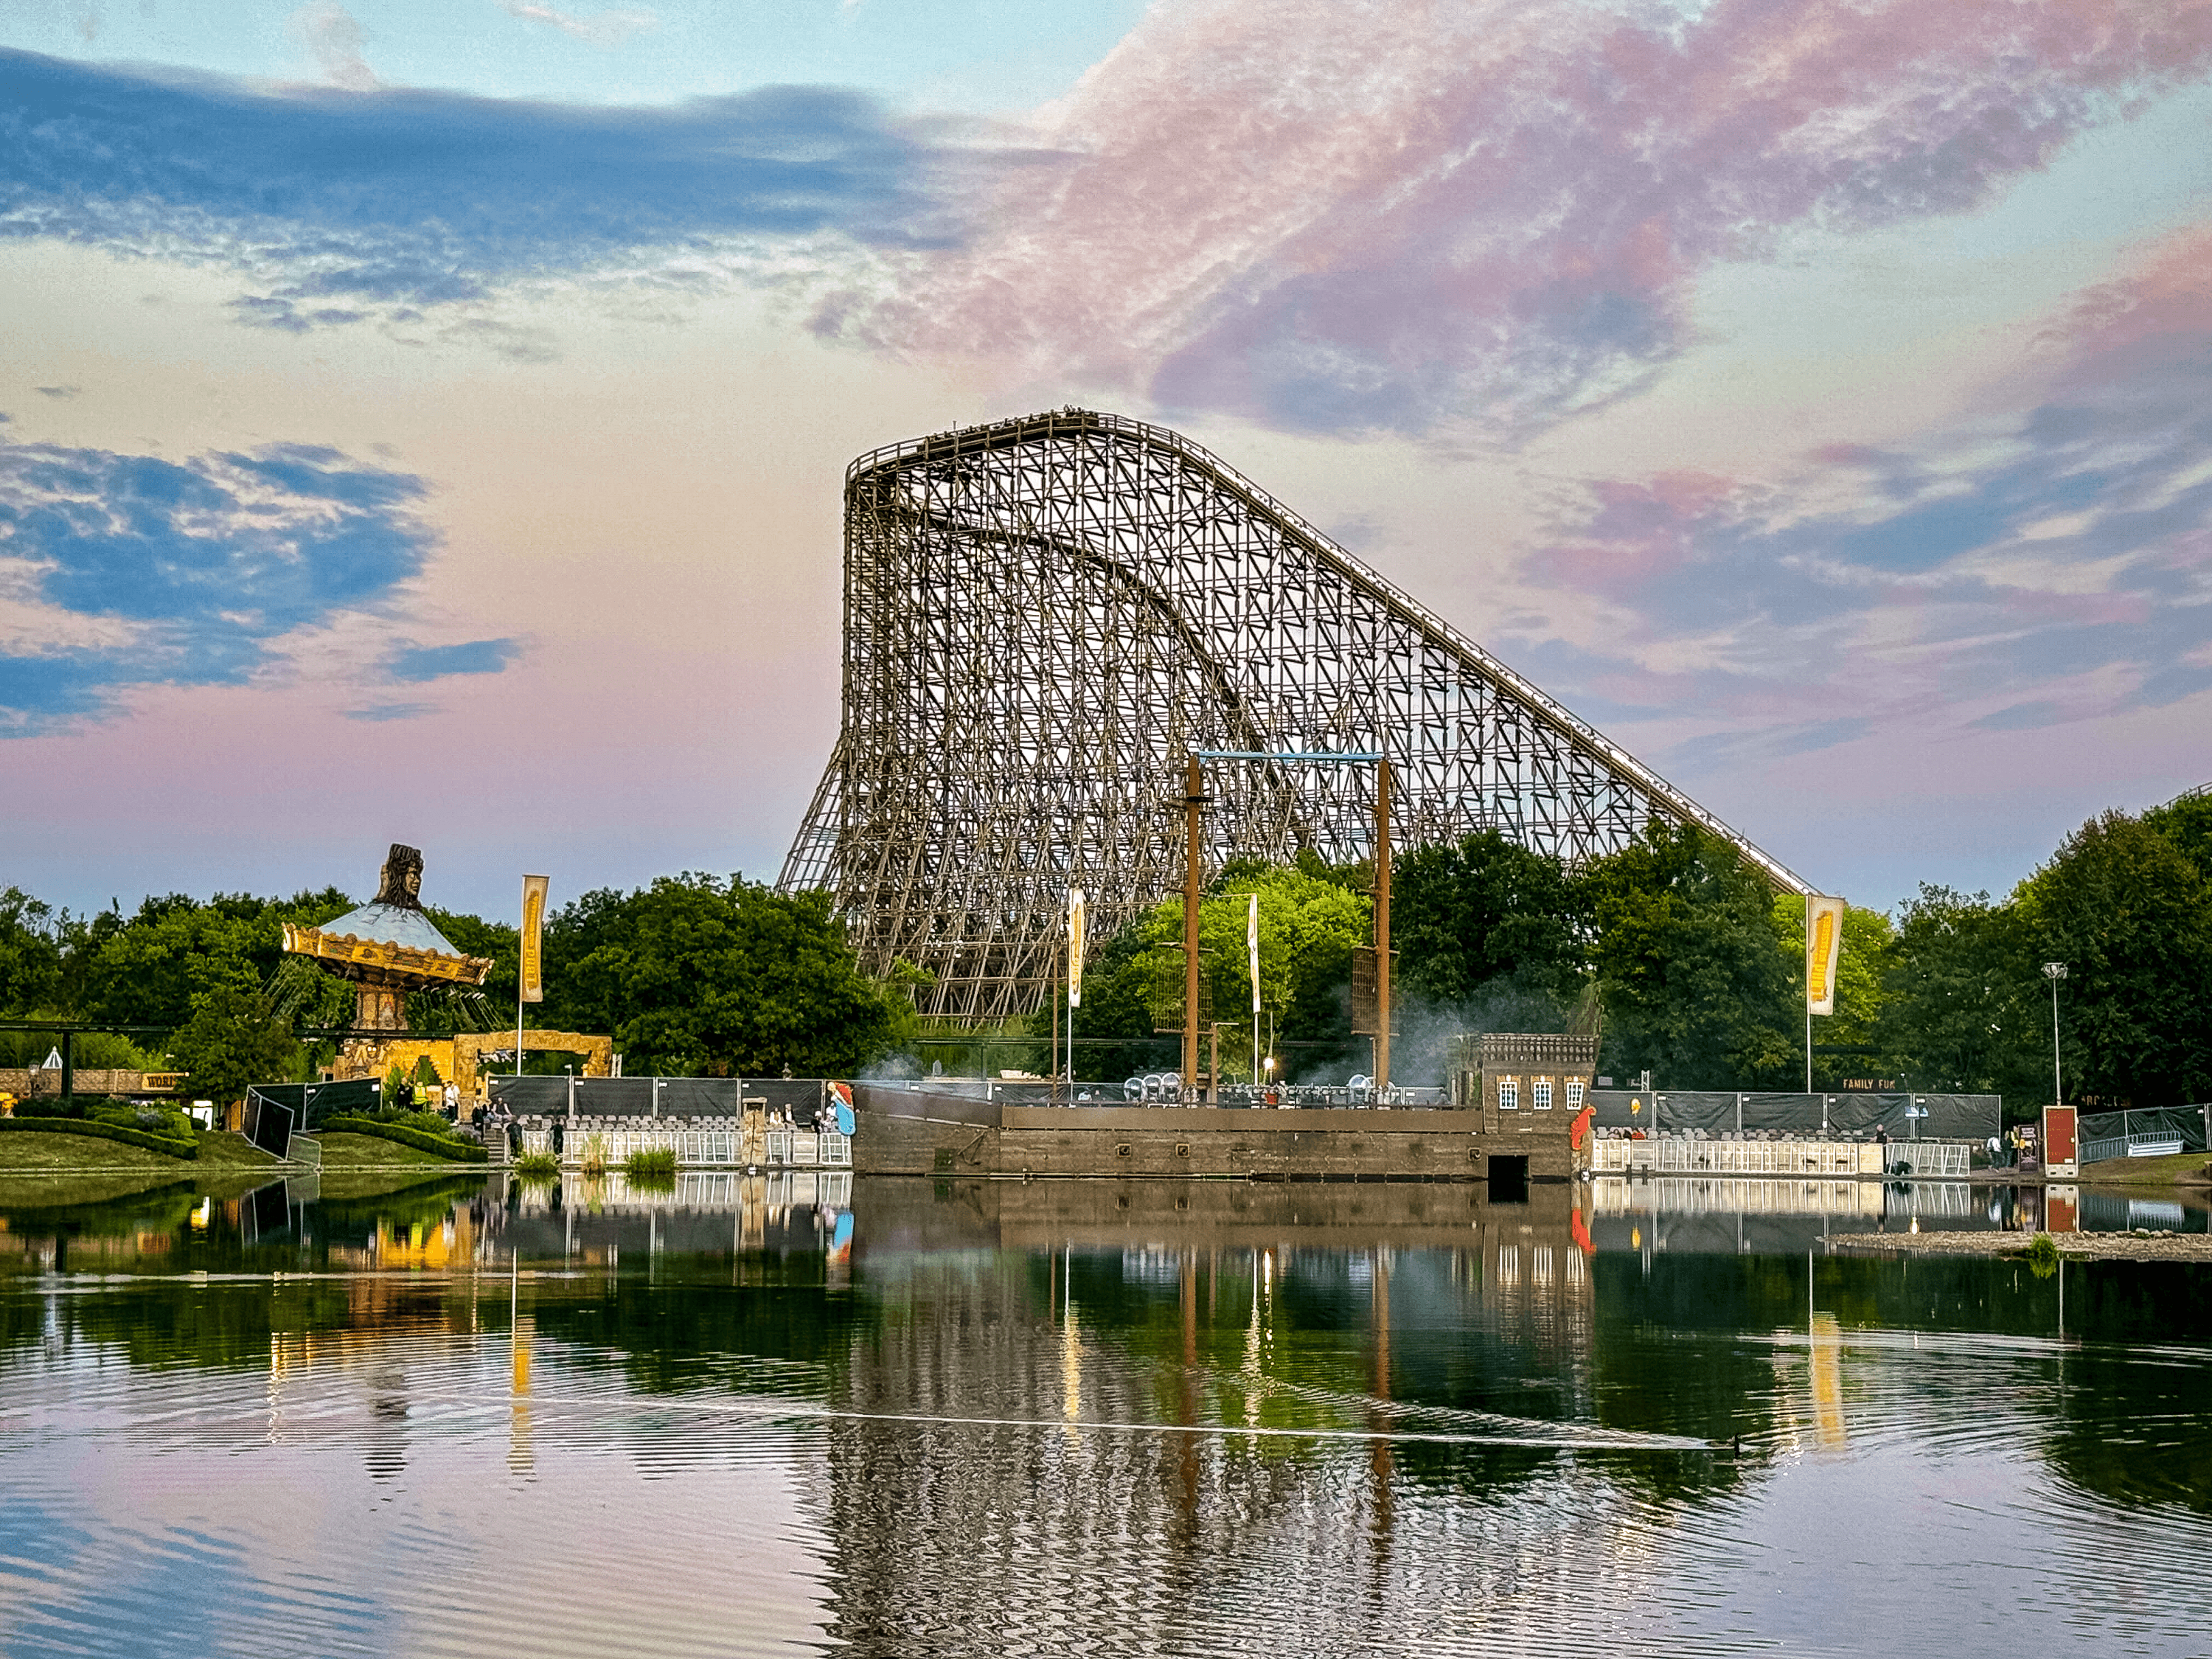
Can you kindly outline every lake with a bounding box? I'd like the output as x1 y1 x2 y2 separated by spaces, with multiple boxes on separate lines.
1 1172 2208 1657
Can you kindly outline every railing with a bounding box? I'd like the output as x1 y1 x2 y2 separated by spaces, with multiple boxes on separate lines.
523 1128 738 1165
2082 1133 2183 1164
1590 1175 1983 1219
512 1121 848 1168
1588 1138 1974 1179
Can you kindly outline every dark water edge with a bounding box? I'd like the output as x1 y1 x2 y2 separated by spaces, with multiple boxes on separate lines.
0 1174 2208 1657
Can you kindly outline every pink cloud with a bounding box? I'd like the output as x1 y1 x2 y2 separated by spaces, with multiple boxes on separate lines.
1500 223 2212 775
1534 471 1743 599
823 0 2212 433
2041 221 2212 382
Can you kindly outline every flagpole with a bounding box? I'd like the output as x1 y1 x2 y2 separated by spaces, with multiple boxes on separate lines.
1248 892 1260 1090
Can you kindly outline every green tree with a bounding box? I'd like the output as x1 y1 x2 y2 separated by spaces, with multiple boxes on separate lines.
407 906 518 1037
1771 896 1897 1085
2023 810 2212 1107
1586 821 1795 1088
543 874 902 1077
1026 924 1179 1087
0 887 65 1013
166 985 302 1106
2141 788 2212 883
1132 860 1372 1085
1879 885 2045 1104
76 888 355 1033
1394 830 1590 1021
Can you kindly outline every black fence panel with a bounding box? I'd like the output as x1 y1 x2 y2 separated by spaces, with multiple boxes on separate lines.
1590 1088 2000 1138
239 1088 296 1158
658 1078 742 1116
747 1079 827 1124
489 1077 580 1116
247 1079 381 1130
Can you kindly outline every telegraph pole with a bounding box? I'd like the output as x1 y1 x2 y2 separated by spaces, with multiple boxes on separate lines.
1183 755 1208 1102
1374 759 1392 1091
2043 962 2067 1108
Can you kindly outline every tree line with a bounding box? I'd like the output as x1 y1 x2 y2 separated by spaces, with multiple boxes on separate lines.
1039 792 2212 1110
2 787 2206 1109
0 875 919 1104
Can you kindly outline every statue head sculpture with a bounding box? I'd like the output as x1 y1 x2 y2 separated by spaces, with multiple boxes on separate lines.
373 844 425 908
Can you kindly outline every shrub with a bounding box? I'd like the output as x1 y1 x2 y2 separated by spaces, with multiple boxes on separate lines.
578 1133 610 1178
512 1152 561 1180
0 1118 197 1158
2026 1232 2061 1279
319 1115 488 1163
89 1100 194 1141
623 1147 678 1183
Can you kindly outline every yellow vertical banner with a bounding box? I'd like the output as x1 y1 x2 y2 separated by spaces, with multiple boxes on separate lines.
1067 888 1086 1008
520 874 549 1004
1806 894 1845 1016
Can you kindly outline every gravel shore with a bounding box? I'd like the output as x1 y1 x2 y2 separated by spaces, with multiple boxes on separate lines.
1829 1229 2212 1262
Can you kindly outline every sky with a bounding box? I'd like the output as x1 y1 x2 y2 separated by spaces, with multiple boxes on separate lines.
4 0 2209 927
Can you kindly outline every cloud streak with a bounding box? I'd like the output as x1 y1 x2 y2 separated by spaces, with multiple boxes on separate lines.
818 0 2212 434
0 431 451 732
1506 224 2212 763
495 1 658 50
0 47 963 340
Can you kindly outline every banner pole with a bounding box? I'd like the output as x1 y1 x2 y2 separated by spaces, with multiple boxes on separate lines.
1804 894 1813 1093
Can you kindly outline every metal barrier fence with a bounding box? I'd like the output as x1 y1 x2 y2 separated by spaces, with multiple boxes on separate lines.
504 1169 855 1212
1588 1138 1974 1178
2078 1106 2206 1164
521 1127 739 1165
509 1123 852 1168
1590 1175 1983 1219
2082 1133 2184 1164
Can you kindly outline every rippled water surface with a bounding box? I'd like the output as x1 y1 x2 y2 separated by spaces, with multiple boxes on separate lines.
1 1172 2208 1657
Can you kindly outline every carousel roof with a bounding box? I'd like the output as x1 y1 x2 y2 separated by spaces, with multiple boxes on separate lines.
313 901 470 959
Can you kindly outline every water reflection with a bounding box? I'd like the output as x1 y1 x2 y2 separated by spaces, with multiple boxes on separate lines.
0 1173 2207 1657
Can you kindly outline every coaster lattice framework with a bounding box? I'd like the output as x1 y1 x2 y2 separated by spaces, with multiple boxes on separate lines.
780 408 1806 1024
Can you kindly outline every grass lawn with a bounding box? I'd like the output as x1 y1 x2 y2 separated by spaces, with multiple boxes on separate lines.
197 1130 281 1167
0 1131 193 1174
2080 1150 2212 1186
315 1131 457 1169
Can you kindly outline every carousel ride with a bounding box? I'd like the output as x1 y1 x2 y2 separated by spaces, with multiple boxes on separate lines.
279 844 610 1109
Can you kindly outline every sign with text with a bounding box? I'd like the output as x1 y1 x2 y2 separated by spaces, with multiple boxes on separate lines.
1806 895 1846 1016
519 874 549 1004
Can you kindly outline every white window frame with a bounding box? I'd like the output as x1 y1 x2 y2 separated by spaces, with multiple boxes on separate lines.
1498 1077 1519 1111
1534 1077 1554 1110
1566 1078 1585 1107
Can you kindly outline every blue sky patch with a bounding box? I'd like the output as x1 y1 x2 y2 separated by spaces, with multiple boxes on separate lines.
0 431 439 734
0 48 953 333
386 638 521 682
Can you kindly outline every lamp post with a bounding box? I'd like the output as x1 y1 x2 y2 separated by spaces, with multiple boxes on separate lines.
2042 962 2067 1108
